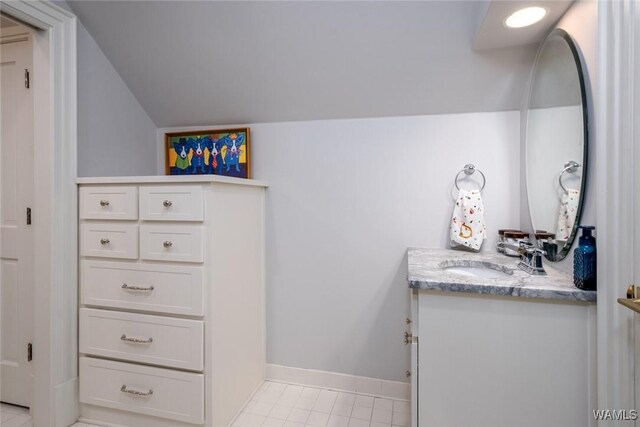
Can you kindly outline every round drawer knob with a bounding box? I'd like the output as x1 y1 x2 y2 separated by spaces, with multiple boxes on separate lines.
163 200 173 208
100 238 110 245
100 200 110 207
163 240 173 248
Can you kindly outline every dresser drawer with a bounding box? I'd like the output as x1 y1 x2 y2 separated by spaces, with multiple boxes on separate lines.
140 225 203 263
81 260 204 316
79 357 204 425
80 308 204 371
81 223 138 259
80 186 138 220
139 185 203 222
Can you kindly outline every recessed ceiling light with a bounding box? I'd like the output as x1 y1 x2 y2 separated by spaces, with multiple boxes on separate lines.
504 6 547 28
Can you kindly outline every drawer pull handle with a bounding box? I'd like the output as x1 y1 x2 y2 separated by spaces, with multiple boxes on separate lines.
122 284 154 292
163 240 173 248
121 334 153 344
120 384 154 397
163 200 173 207
100 238 110 245
100 200 110 207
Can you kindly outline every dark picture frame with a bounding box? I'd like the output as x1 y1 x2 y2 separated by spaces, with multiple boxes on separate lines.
165 128 250 179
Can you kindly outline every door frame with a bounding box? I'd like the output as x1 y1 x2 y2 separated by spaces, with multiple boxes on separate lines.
0 1 77 426
596 0 637 419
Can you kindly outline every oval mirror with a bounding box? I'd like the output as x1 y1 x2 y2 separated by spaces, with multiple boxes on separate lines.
524 29 588 262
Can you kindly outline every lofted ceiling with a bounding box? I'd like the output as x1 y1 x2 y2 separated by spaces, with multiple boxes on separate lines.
67 1 552 127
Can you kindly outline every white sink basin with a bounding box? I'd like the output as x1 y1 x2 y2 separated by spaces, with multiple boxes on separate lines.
440 260 513 279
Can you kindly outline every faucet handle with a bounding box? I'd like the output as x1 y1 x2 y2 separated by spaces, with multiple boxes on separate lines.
516 242 547 275
526 247 547 256
516 241 534 256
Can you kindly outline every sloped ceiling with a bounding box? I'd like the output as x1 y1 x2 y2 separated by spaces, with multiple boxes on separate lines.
474 1 573 50
67 1 540 127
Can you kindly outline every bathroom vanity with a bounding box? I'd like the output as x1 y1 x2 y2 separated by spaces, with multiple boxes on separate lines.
76 176 267 427
407 248 596 427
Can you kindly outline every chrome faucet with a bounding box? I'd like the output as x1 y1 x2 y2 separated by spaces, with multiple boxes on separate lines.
502 242 547 275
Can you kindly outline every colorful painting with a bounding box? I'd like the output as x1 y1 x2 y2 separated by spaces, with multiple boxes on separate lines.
165 128 250 179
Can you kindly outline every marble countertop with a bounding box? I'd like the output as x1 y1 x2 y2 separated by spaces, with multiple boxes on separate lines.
408 248 597 303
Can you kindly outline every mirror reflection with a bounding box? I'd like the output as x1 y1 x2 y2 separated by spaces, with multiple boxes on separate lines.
525 29 588 262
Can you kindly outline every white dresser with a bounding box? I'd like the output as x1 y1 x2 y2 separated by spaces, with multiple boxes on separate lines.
77 176 267 427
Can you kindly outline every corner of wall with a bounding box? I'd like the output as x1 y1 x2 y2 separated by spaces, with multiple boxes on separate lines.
57 0 159 177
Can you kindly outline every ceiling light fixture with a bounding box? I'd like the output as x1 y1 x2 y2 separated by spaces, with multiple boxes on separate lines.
504 6 547 28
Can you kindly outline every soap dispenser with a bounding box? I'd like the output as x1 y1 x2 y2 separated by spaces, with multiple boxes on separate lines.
573 226 597 290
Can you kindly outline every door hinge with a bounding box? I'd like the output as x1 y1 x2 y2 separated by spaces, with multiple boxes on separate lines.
27 343 32 361
26 207 31 225
24 69 30 89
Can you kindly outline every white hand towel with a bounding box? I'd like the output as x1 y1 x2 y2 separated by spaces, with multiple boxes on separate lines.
556 188 580 242
450 189 487 251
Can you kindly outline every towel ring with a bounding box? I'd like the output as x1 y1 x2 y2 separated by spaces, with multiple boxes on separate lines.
454 163 486 191
559 160 581 193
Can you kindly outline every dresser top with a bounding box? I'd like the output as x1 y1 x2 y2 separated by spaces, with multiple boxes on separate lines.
76 175 268 187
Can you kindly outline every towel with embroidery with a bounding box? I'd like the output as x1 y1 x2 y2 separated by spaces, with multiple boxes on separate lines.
450 189 487 251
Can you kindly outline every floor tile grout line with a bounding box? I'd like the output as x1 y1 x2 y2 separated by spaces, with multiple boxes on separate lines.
238 381 409 427
262 380 409 404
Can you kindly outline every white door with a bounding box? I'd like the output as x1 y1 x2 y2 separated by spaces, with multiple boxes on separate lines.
0 34 35 407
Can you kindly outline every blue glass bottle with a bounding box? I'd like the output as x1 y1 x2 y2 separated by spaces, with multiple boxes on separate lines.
573 226 596 290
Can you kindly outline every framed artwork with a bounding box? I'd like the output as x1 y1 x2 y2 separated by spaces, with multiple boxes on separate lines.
165 128 250 179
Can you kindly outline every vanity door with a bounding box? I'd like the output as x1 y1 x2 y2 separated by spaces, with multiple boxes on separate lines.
417 291 593 427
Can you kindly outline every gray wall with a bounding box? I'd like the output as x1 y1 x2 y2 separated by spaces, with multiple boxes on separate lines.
159 110 521 382
56 1 157 177
58 0 558 382
76 21 158 177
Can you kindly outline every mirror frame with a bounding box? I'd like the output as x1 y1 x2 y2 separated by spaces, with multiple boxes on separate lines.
524 28 589 262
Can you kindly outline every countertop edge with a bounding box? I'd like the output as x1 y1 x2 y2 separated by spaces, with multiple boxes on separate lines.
408 279 597 303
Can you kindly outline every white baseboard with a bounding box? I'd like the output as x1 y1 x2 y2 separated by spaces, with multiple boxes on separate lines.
266 364 410 401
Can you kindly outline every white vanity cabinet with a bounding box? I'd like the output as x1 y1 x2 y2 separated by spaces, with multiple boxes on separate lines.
77 176 267 427
410 291 596 427
408 249 597 427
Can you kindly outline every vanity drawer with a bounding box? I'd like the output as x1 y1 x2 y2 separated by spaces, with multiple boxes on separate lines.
80 186 138 220
81 260 204 316
80 308 204 371
81 223 138 259
79 357 204 425
139 185 204 222
140 225 203 263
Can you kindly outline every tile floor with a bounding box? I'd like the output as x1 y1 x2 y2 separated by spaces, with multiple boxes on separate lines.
2 381 411 427
0 403 97 427
1 404 32 427
233 381 411 427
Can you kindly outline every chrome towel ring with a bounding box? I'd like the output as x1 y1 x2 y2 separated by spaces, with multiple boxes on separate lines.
559 160 581 193
454 163 486 192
